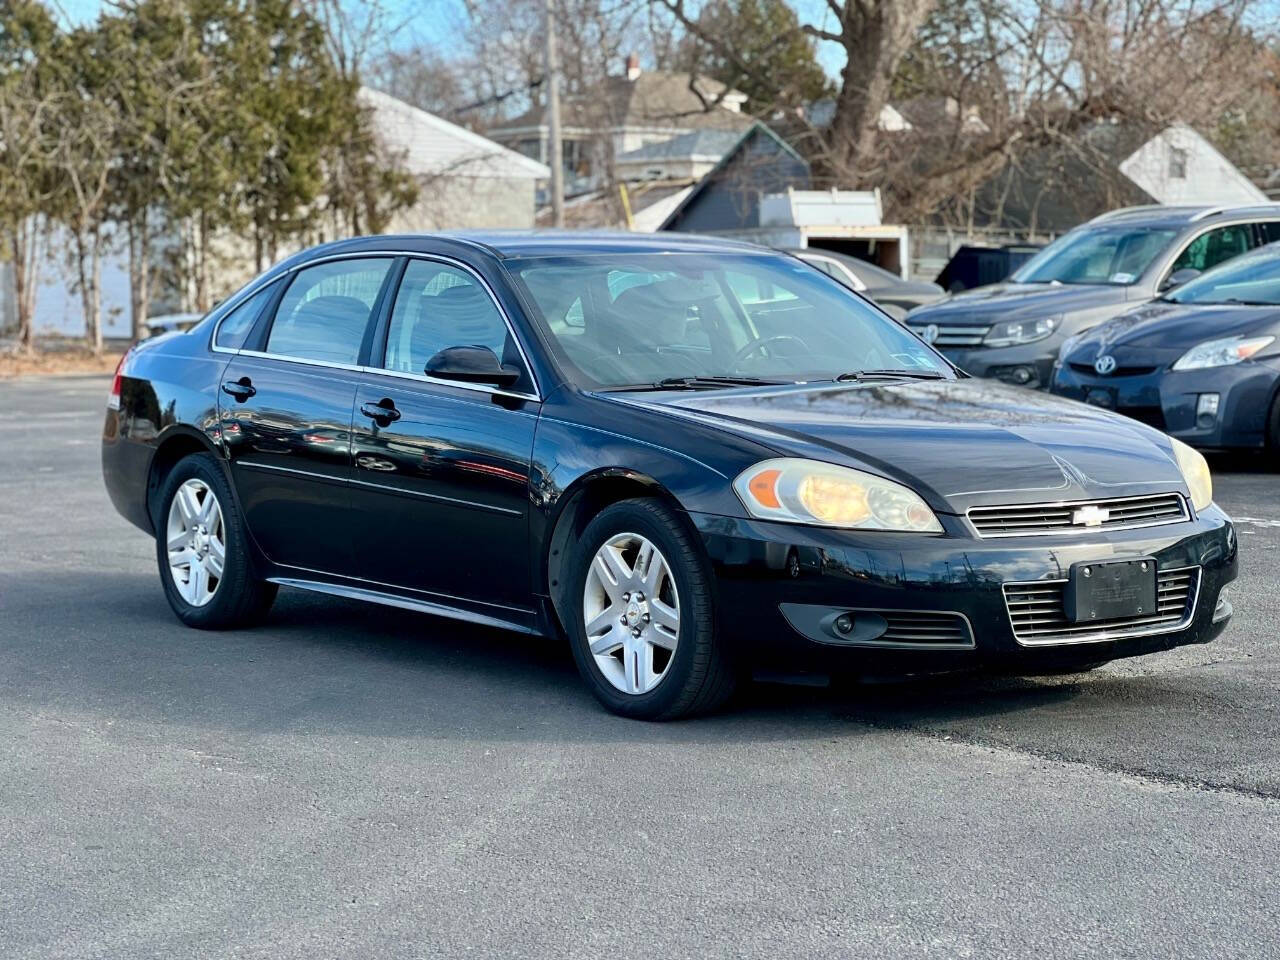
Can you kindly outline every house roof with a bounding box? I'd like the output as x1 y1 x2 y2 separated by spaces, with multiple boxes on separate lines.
360 87 550 181
615 129 744 165
488 71 750 135
657 122 809 231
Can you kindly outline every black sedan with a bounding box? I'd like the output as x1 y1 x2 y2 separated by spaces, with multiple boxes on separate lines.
103 233 1237 720
1051 242 1280 451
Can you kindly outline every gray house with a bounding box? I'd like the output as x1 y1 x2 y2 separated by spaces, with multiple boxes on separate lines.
659 123 811 233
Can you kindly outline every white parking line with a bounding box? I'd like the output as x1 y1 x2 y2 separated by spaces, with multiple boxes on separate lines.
1234 516 1280 529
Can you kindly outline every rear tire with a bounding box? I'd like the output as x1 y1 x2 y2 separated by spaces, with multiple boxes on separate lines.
565 498 735 720
155 452 277 629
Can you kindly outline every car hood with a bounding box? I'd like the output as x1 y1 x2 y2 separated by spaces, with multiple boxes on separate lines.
1065 300 1280 365
607 379 1187 515
906 281 1133 325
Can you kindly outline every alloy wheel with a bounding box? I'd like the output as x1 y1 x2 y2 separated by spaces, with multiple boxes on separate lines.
165 478 226 607
582 532 681 695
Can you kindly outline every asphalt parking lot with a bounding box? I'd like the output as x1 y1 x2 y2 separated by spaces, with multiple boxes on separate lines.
2 374 1278 959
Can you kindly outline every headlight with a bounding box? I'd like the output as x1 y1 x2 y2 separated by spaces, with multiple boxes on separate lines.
984 315 1061 347
1171 335 1275 371
733 458 943 532
1169 437 1212 511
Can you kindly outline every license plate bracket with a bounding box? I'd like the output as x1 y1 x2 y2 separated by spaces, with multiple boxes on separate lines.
1065 557 1157 623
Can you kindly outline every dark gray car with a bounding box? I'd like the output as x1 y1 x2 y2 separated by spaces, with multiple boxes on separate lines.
905 204 1280 389
788 248 943 320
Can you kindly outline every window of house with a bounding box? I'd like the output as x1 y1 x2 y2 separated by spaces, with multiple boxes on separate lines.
1169 146 1188 180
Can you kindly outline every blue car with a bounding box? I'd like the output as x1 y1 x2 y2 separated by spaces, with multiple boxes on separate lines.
1051 243 1280 452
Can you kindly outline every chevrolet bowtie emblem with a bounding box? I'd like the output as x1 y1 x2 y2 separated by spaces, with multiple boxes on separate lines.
1072 505 1110 527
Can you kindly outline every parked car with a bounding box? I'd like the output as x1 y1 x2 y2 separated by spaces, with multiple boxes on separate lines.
1051 242 1280 451
785 247 943 319
905 204 1280 390
102 233 1236 720
144 312 204 337
934 243 1042 293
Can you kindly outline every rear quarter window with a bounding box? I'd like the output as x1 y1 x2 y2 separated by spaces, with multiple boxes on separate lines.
213 281 280 351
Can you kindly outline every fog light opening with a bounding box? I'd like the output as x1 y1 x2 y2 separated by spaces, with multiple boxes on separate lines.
1196 393 1220 429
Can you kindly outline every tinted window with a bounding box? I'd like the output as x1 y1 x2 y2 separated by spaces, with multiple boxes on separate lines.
512 252 945 389
1167 247 1280 306
1257 222 1280 245
1169 225 1253 274
266 258 394 364
383 261 513 374
213 281 279 350
1012 226 1178 285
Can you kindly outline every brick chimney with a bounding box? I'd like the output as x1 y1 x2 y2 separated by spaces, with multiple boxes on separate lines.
625 53 641 81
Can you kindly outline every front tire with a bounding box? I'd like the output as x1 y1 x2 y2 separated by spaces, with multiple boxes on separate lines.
155 452 276 629
565 498 735 720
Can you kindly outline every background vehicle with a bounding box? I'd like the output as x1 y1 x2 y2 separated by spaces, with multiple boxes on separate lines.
103 233 1235 721
934 243 1043 293
906 204 1280 390
785 247 944 319
1052 242 1280 452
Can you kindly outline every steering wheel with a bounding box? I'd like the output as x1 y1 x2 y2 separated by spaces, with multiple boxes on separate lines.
734 334 810 363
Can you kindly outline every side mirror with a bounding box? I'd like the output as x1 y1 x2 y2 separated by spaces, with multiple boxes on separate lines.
425 345 521 388
1161 268 1201 291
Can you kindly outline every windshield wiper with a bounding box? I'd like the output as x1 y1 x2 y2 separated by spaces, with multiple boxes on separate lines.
834 369 947 382
650 375 790 390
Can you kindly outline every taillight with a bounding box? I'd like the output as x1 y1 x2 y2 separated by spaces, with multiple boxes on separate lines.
108 352 127 410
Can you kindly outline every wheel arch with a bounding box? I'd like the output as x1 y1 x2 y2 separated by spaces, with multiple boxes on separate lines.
145 426 224 528
542 469 702 635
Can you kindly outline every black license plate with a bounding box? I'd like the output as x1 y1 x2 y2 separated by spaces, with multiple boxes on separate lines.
1084 387 1115 409
1065 558 1157 623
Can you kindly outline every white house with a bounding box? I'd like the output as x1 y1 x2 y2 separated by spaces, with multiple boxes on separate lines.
2 88 549 338
1120 124 1267 206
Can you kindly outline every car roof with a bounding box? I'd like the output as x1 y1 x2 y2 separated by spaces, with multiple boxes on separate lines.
1087 203 1280 228
278 231 774 269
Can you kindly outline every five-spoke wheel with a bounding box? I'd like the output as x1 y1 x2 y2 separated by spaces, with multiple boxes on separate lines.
567 498 735 720
165 478 226 607
155 452 276 629
583 532 681 695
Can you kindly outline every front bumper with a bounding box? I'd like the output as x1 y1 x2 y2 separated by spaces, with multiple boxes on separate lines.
690 507 1237 675
934 343 1056 390
1050 360 1280 449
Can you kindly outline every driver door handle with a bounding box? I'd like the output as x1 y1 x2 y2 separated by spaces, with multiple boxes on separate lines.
360 399 401 423
221 377 256 401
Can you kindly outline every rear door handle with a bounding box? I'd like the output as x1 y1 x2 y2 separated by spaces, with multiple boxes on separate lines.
221 378 256 401
360 399 401 424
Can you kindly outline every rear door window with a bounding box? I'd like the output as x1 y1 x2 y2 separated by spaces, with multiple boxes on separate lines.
266 258 395 365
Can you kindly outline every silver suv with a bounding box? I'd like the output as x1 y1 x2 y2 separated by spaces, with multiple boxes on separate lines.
905 204 1280 389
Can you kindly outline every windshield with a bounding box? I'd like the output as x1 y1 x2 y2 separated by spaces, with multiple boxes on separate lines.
1012 226 1178 286
1167 245 1280 306
510 252 950 389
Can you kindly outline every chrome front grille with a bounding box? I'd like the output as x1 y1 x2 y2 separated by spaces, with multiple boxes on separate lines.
907 322 992 347
1003 565 1200 646
968 493 1189 538
879 611 974 648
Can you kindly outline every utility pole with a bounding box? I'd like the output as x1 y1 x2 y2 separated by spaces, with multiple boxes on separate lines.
545 0 565 227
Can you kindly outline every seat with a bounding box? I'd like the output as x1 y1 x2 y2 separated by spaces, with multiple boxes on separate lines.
274 294 371 364
410 282 511 369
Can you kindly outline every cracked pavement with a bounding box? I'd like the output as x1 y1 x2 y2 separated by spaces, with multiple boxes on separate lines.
2 375 1278 959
